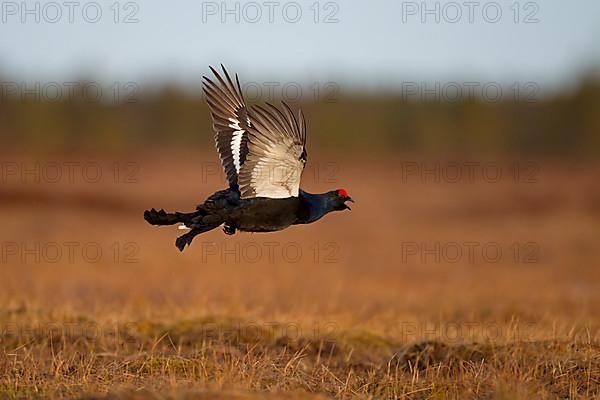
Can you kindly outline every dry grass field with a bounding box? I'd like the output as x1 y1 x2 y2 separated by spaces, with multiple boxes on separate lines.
1 150 599 399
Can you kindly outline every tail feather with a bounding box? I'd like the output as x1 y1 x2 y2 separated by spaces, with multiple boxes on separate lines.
144 208 190 226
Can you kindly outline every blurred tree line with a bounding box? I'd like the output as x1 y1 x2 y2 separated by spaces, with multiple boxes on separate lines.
1 78 599 157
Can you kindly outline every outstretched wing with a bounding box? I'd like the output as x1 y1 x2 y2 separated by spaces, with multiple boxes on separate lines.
202 65 249 188
238 102 307 199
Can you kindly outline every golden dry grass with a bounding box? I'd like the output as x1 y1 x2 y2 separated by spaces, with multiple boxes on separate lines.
0 151 599 399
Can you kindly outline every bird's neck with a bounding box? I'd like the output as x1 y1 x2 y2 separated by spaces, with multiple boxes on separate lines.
297 190 334 224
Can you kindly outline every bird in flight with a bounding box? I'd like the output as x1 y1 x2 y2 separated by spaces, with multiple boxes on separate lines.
144 65 353 251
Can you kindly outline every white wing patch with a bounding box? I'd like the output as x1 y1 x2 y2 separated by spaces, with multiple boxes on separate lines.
228 117 244 174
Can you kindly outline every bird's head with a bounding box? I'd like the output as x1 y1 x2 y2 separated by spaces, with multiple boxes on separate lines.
329 188 354 211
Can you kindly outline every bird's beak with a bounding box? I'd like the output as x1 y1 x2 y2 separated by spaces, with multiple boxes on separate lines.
344 196 354 210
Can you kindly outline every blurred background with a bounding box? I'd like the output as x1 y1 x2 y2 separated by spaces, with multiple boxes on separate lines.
1 0 600 397
2 0 600 154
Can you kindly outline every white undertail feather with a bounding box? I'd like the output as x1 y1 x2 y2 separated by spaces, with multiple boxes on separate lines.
178 224 190 230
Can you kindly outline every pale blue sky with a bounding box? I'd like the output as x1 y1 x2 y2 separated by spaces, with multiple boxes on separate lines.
1 0 599 92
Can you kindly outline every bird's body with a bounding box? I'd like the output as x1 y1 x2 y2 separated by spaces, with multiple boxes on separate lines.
144 66 352 251
200 189 303 233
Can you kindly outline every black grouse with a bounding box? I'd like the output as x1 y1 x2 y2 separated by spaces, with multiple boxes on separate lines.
144 66 353 251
